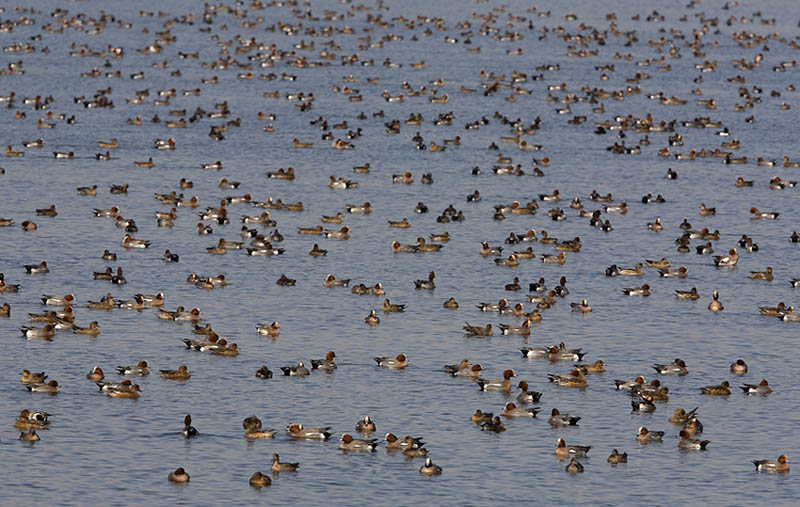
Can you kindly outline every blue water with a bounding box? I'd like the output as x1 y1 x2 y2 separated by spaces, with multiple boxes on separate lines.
0 0 798 504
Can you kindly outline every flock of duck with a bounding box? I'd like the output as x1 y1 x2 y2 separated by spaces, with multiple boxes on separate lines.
0 0 796 497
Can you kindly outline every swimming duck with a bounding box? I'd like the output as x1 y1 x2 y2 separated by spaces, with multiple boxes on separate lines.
502 402 541 418
323 274 350 288
515 381 542 404
481 416 507 433
713 248 738 267
385 433 425 450
242 417 276 439
414 271 435 290
249 472 271 487
271 453 299 472
285 423 332 440
19 429 41 442
14 410 49 430
86 366 104 381
669 407 699 425
749 267 773 281
607 449 628 465
740 379 773 395
753 455 789 474
617 263 643 276
555 438 591 459
364 309 380 326
281 362 310 376
20 370 47 384
574 360 606 374
419 457 442 476
73 321 100 336
658 266 688 278
168 468 189 483
652 358 688 375
21 324 56 339
255 365 273 379
623 284 650 297
675 287 700 300
699 203 716 216
570 299 592 312
345 202 371 214
355 416 376 434
636 426 664 444
182 415 198 438
631 395 656 412
708 290 724 311
106 384 141 399
700 381 731 395
678 430 710 451
160 365 190 380
549 369 588 388
374 354 407 369
548 408 580 427
750 207 780 219
340 433 378 452
498 320 531 336
476 369 515 392
463 322 492 336
726 359 748 375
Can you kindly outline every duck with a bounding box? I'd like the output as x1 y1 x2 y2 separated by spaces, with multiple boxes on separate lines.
285 423 332 440
414 271 435 290
749 267 774 281
374 354 407 369
574 360 606 374
311 351 337 372
168 468 190 483
86 366 104 381
122 234 150 248
669 407 699 425
256 321 280 337
280 362 310 376
271 453 299 472
678 429 710 451
740 379 773 395
549 369 588 388
385 433 425 450
442 297 459 309
463 322 492 336
20 369 47 384
570 299 592 312
636 426 664 444
182 415 198 438
730 359 748 374
73 321 100 336
243 417 276 439
419 457 442 476
14 410 49 430
700 381 731 395
105 384 141 399
160 365 190 380
19 429 41 442
540 252 566 265
750 207 780 219
548 408 580 427
617 263 643 276
364 309 380 326
481 416 507 433
255 366 273 379
502 402 541 418
476 369 515 392
21 324 56 339
652 358 688 375
753 455 790 474
249 472 271 488
675 287 700 300
355 416 376 433
713 248 738 267
323 274 350 288
607 449 628 464
631 395 656 412
555 438 591 459
659 266 688 278
622 284 650 297
708 290 724 311
340 433 378 452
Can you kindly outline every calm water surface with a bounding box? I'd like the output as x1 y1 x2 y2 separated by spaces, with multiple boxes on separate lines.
1 0 798 504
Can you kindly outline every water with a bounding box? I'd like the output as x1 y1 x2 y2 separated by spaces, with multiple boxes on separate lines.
1 0 798 504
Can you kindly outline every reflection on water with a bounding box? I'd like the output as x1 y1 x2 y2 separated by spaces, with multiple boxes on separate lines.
0 0 797 504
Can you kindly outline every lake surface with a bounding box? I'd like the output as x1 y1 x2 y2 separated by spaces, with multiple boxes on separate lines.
0 0 798 504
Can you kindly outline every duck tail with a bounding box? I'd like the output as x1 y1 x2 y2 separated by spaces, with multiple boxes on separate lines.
700 440 711 450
